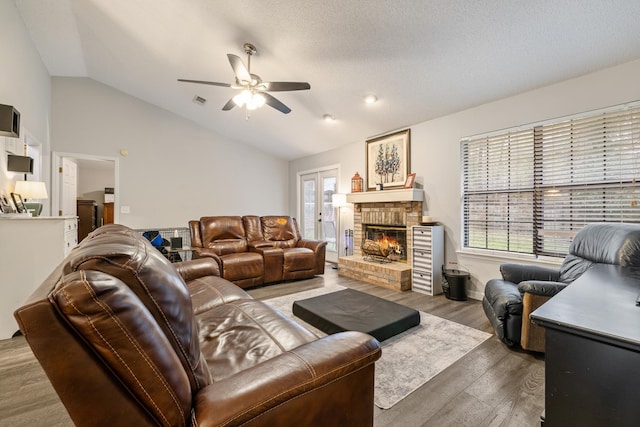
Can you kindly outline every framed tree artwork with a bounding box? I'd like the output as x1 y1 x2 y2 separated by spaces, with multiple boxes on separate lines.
365 129 411 190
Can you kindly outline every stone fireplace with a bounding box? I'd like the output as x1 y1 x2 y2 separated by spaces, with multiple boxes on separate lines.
338 189 423 290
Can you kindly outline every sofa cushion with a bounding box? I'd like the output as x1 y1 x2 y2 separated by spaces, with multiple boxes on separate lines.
242 215 265 243
560 223 640 282
51 270 193 427
187 275 252 315
195 299 318 381
200 216 248 255
61 228 212 393
220 252 264 282
261 216 298 248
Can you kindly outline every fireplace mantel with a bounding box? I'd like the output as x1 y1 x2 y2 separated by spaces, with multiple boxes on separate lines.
346 188 423 204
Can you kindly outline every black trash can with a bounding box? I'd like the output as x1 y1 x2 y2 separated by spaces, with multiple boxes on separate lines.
442 268 469 301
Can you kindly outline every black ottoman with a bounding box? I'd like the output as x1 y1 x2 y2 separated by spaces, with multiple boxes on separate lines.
292 288 420 342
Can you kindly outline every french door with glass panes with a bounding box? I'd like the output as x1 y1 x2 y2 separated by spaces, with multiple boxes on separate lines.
299 168 338 263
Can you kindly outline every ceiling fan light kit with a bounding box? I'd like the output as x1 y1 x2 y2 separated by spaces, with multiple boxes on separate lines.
178 42 310 116
233 90 265 110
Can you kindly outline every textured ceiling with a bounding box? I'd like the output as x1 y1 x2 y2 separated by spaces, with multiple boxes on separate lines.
15 0 640 160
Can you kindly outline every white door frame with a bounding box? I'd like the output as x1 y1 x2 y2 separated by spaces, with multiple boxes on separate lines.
297 164 341 262
51 151 120 222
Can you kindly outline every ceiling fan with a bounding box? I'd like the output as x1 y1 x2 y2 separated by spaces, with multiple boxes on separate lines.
178 42 310 115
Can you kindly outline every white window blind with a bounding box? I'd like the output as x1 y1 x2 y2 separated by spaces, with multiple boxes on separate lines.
462 103 640 257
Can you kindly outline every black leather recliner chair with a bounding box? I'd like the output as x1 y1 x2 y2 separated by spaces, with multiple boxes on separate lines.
483 223 640 352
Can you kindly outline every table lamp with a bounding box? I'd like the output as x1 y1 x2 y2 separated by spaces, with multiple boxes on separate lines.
14 180 48 216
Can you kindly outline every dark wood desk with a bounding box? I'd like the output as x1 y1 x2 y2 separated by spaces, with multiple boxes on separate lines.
531 264 640 427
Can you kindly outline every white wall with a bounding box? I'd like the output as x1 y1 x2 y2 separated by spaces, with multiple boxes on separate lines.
78 163 115 197
0 0 52 206
290 58 640 299
52 77 289 229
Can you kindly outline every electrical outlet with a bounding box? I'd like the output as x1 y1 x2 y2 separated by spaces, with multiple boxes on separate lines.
120 205 131 214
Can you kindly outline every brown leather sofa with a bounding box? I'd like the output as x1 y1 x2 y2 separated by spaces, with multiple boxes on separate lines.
14 224 381 426
189 215 327 288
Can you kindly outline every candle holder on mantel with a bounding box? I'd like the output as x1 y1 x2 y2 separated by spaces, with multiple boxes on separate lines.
351 172 363 193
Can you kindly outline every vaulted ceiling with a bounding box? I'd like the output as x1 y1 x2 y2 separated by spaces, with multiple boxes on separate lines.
15 0 640 160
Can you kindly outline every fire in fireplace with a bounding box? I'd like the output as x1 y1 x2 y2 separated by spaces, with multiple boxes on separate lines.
361 224 407 262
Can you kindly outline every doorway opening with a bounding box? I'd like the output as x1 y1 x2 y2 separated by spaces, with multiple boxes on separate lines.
51 152 119 225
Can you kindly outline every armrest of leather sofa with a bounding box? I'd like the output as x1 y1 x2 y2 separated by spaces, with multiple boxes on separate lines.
192 248 222 264
174 258 221 280
518 280 568 297
500 263 561 284
297 239 327 275
249 245 284 283
193 331 381 426
296 238 328 253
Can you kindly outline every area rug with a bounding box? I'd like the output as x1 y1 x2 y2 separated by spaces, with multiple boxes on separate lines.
263 285 491 409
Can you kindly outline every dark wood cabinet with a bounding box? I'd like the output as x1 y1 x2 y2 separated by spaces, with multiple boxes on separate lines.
77 199 97 242
531 265 640 427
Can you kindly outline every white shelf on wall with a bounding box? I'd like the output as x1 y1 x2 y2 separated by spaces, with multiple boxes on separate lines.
346 188 423 204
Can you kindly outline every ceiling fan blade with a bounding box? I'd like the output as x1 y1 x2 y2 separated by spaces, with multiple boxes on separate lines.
261 81 311 92
263 92 291 114
227 54 251 84
177 79 231 87
222 98 236 111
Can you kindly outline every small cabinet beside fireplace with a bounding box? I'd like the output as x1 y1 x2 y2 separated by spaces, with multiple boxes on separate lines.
412 225 444 295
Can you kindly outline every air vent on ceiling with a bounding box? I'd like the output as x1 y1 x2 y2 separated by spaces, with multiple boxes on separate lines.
192 95 207 106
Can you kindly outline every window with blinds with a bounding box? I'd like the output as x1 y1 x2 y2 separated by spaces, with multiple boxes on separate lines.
462 102 640 257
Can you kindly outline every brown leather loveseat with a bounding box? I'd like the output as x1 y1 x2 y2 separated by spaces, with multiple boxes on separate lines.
14 224 381 426
189 215 327 288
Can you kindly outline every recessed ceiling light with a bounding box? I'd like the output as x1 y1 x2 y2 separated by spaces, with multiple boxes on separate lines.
364 95 378 104
323 114 336 122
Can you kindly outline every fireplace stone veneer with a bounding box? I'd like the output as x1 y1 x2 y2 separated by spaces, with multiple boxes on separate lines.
339 189 423 291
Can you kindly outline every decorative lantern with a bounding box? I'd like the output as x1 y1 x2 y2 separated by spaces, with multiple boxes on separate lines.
351 172 363 193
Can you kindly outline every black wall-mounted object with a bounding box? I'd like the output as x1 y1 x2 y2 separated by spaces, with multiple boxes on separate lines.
0 104 20 138
7 154 33 174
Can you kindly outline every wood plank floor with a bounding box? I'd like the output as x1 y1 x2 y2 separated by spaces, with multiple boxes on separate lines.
0 266 545 426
